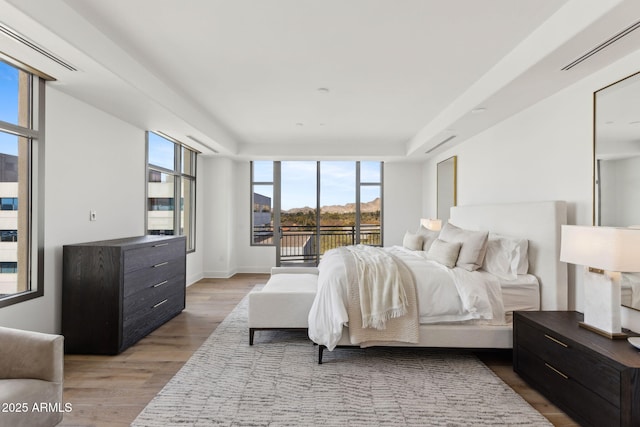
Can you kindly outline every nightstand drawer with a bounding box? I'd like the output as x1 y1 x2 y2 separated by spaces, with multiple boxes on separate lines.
516 318 621 407
516 346 619 427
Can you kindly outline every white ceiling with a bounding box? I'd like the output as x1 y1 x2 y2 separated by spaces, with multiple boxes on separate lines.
1 0 640 160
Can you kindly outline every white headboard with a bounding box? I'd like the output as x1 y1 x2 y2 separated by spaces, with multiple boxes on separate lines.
450 201 567 311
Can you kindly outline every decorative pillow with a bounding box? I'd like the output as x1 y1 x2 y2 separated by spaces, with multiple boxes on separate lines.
427 239 461 268
402 231 423 251
483 233 529 279
416 225 440 252
438 222 489 271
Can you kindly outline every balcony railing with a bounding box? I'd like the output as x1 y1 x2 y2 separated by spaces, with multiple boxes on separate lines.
253 224 381 264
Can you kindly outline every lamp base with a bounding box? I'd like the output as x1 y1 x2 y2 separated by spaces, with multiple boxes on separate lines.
579 321 628 340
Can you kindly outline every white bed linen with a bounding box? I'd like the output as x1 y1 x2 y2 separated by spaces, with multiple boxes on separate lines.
500 274 540 313
308 246 505 351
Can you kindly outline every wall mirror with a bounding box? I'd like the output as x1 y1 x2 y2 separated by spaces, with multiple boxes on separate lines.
437 156 457 223
593 71 640 310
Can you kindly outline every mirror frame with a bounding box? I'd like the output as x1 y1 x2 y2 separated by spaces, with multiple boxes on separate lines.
593 70 640 312
437 155 457 222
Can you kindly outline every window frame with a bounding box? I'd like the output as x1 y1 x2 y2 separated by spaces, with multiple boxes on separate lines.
250 160 384 249
0 57 46 309
145 131 198 252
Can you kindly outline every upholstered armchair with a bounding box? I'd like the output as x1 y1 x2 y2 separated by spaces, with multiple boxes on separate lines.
0 326 64 427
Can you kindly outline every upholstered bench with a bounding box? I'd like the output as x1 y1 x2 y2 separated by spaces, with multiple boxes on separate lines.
248 267 319 345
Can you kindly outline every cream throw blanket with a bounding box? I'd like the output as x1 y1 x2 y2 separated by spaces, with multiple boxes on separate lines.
342 245 419 346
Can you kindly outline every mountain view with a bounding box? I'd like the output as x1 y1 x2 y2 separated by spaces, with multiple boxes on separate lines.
281 198 381 227
283 197 381 214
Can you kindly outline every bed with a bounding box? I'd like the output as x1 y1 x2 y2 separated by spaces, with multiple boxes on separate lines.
308 201 568 363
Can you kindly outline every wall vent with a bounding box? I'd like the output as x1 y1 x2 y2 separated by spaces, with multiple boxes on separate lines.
562 20 640 71
0 22 77 72
425 135 456 154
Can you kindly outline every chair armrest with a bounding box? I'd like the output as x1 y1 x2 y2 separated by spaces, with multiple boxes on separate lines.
0 326 64 383
271 267 319 275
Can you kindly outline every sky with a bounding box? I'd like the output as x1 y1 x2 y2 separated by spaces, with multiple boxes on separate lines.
0 61 19 156
254 160 381 210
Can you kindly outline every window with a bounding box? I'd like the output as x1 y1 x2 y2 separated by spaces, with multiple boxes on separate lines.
250 161 383 265
0 57 46 308
250 161 274 245
0 230 18 242
0 262 17 274
0 197 18 210
146 132 197 251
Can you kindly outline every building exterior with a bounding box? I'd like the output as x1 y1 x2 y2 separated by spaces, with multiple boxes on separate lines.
0 153 18 295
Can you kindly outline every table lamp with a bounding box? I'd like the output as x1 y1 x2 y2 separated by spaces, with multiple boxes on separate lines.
420 218 442 231
560 225 640 339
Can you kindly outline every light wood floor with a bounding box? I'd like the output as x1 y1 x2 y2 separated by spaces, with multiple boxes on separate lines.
59 273 578 427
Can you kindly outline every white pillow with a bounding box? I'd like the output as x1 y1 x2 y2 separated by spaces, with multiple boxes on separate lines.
513 237 529 275
427 239 461 268
438 222 489 271
402 231 423 251
483 233 529 280
416 225 440 252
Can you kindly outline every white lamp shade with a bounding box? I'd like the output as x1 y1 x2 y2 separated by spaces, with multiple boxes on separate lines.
420 218 442 231
560 225 640 272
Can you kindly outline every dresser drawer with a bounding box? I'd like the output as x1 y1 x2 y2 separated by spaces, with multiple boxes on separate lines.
516 319 621 407
124 239 185 273
122 277 184 317
516 346 619 427
122 286 184 345
123 258 186 298
121 292 184 350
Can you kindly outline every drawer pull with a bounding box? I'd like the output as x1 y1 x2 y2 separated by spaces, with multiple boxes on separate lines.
152 280 169 288
153 243 169 247
544 334 568 348
153 261 169 268
153 299 168 309
545 362 569 379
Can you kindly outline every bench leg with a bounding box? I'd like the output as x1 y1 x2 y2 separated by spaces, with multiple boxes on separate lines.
318 345 325 364
249 328 255 346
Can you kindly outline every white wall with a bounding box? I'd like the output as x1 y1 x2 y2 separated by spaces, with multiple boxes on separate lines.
422 49 640 321
202 157 270 277
0 87 146 333
383 161 424 246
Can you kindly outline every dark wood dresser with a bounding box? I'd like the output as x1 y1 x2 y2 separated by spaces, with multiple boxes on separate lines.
62 235 186 354
514 311 640 427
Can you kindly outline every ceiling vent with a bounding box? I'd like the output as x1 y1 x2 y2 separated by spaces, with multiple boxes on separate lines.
562 20 640 71
425 135 456 154
0 22 77 72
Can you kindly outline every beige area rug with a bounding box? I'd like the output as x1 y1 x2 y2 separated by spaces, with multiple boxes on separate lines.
132 296 552 426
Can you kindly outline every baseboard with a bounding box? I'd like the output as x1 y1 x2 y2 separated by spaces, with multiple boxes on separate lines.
203 266 270 279
186 272 204 287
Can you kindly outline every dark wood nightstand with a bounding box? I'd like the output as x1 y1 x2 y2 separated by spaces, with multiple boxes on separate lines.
513 311 640 427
